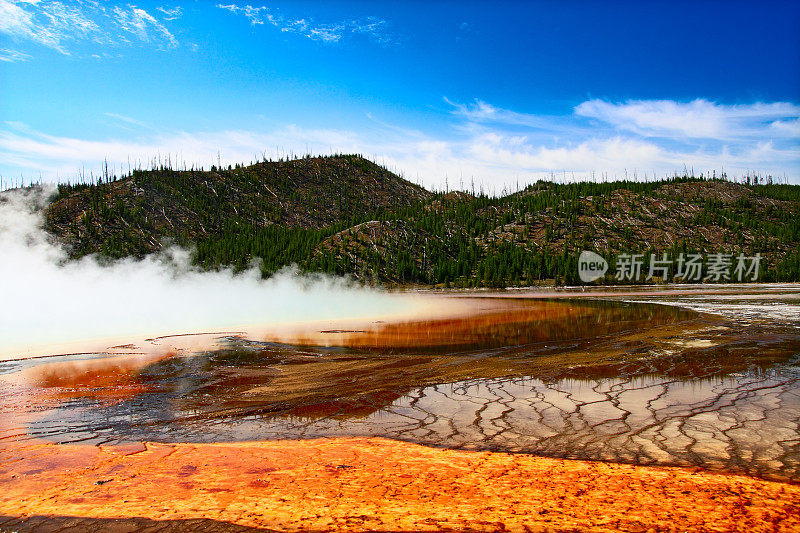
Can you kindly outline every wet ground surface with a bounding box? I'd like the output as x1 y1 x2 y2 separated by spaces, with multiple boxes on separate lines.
2 289 799 482
4 437 800 533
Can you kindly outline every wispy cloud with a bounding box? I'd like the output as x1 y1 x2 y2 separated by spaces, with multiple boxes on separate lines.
0 0 100 54
104 113 154 130
449 98 800 142
0 47 30 62
2 97 799 191
575 99 800 140
0 122 362 179
156 6 183 21
445 97 574 134
217 4 270 25
0 0 179 57
113 5 178 49
216 3 394 44
437 97 800 182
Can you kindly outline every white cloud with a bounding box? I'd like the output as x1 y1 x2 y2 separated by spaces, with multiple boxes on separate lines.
446 98 501 122
0 0 178 56
216 3 393 44
0 0 100 54
156 6 182 21
350 17 392 44
770 118 800 137
445 98 581 139
2 97 799 191
0 123 363 180
0 47 30 62
467 134 665 173
217 4 271 25
432 97 800 184
104 113 154 130
112 5 178 49
575 99 800 140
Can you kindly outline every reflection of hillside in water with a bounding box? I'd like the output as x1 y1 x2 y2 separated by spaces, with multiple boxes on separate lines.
5 296 800 481
266 298 695 351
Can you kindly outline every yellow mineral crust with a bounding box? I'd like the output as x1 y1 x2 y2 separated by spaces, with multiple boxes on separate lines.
1 437 798 532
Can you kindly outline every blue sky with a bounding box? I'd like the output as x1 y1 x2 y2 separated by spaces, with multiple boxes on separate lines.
1 0 799 190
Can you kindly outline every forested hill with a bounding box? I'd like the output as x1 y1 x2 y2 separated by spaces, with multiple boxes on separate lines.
41 154 800 286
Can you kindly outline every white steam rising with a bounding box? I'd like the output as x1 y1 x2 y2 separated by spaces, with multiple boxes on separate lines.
0 188 423 358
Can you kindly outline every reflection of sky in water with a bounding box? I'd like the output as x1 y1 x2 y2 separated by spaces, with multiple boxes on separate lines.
15 364 798 481
621 290 800 324
2 296 799 482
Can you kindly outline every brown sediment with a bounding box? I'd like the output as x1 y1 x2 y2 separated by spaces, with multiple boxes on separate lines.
0 437 798 532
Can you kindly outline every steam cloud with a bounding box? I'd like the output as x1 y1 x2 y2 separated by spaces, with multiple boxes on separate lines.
0 188 424 358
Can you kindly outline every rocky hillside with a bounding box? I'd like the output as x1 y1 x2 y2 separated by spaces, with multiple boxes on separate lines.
41 155 800 286
45 155 431 259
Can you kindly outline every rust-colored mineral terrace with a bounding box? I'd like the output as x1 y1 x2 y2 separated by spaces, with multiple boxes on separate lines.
2 437 799 532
